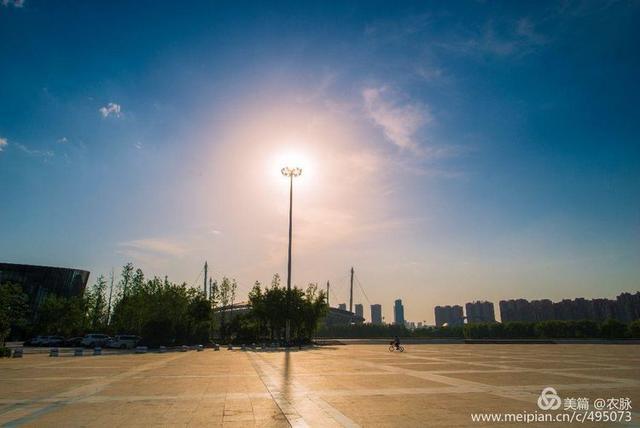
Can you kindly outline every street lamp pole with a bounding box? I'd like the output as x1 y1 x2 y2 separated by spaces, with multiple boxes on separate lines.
281 166 302 345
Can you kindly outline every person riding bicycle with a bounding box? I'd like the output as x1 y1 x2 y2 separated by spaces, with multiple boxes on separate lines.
393 336 400 350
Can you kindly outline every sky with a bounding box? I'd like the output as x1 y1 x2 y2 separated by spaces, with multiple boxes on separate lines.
1 0 639 324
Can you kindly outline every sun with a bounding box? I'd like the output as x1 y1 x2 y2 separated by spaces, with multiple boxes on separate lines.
271 147 314 185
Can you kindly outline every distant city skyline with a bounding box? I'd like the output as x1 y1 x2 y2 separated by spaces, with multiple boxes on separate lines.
1 2 639 324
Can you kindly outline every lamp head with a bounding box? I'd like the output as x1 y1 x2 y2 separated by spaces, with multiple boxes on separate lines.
281 167 302 177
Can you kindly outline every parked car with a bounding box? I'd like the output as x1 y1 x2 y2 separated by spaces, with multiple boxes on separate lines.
42 336 65 347
81 334 111 348
64 337 84 347
107 335 141 349
25 335 47 346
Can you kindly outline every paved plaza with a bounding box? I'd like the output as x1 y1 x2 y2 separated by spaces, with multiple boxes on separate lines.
0 344 639 427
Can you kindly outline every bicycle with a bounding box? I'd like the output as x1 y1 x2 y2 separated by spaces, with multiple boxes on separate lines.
388 344 405 352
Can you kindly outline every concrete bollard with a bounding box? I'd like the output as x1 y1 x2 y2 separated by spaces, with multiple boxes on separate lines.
12 348 23 358
227 344 233 350
159 346 167 353
74 348 83 357
180 345 188 352
135 346 148 354
93 347 102 356
214 344 220 351
241 344 246 351
196 344 204 352
49 348 59 357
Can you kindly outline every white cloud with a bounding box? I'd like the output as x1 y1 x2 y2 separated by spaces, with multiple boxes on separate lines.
362 86 432 151
57 137 68 144
0 137 7 152
118 238 188 258
14 143 54 159
1 0 25 7
99 102 122 118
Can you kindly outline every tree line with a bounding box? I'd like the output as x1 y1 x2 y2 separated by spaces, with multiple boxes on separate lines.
318 319 640 339
1 264 329 348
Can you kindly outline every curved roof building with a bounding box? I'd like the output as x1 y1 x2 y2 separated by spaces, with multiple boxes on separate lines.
0 262 90 319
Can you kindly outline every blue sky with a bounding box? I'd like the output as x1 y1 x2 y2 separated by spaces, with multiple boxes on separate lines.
1 0 639 323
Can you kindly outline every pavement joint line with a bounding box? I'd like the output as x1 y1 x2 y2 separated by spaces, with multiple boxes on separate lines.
0 352 189 427
356 351 638 408
248 351 360 428
247 351 309 427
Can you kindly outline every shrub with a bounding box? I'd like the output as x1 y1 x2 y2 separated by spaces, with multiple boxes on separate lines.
630 320 640 338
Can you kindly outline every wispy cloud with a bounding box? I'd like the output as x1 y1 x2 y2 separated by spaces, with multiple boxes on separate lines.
0 137 7 152
362 86 432 152
99 102 122 118
118 238 188 258
57 137 68 144
1 0 25 8
438 18 548 58
14 143 54 159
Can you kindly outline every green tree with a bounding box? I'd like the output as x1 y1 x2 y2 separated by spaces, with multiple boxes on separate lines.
0 282 29 345
629 320 640 338
600 319 628 339
35 295 88 337
86 275 108 331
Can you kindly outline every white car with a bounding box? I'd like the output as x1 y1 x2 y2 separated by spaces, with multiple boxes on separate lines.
81 334 111 348
107 335 141 349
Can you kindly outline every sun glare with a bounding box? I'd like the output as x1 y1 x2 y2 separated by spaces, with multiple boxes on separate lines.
271 148 314 185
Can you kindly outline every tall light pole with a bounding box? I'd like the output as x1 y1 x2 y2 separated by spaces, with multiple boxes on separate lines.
281 166 302 344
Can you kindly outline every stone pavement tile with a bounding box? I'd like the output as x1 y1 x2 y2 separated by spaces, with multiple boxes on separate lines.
100 376 210 396
566 368 640 380
502 360 621 370
296 373 449 392
383 362 479 371
0 367 121 380
0 403 48 425
322 392 534 428
19 402 133 427
0 378 94 400
438 370 611 386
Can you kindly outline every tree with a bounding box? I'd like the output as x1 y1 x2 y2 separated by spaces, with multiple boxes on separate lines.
35 294 88 337
119 263 134 297
600 319 628 339
246 275 328 342
0 283 29 345
86 275 108 331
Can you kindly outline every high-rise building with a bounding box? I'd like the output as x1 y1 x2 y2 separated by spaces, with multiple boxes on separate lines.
465 301 496 323
338 303 347 311
499 293 640 323
354 303 363 319
394 299 405 325
371 304 382 324
434 305 464 327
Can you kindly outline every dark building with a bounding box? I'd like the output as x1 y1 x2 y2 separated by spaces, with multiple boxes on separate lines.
0 262 90 319
465 301 496 323
499 292 640 323
338 303 347 311
394 299 405 326
354 303 364 320
434 305 464 327
370 304 383 325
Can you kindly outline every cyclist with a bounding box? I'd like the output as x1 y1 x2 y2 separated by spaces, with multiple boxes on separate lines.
393 336 400 350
